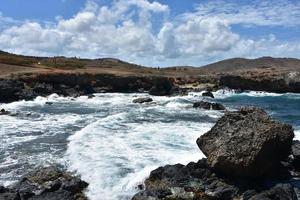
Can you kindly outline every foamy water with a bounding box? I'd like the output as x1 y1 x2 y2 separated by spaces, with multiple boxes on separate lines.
0 91 299 200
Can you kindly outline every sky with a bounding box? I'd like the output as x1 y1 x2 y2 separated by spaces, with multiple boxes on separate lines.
0 0 300 67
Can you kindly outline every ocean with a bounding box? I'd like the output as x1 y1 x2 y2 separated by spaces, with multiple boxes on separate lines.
0 90 299 200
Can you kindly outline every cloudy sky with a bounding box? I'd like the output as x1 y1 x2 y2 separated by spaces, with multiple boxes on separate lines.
0 0 300 67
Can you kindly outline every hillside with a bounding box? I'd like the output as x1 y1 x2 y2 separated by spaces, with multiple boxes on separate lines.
200 57 300 74
1 50 300 99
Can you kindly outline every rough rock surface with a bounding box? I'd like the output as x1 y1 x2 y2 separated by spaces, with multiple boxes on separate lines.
202 91 214 98
0 167 88 200
132 158 300 200
133 97 153 104
197 107 294 178
193 101 225 110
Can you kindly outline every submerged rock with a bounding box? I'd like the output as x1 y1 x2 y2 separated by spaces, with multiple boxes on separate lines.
202 91 214 98
193 101 225 110
0 109 10 115
197 107 294 178
133 97 153 104
0 167 88 200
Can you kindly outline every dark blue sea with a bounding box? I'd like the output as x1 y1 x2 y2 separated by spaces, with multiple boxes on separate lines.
0 90 299 200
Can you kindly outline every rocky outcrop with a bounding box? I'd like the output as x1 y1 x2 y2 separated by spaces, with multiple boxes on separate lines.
197 107 294 178
0 167 88 200
132 157 300 200
219 73 300 93
202 91 214 98
148 79 173 96
0 74 176 103
133 97 153 104
193 101 225 110
132 107 299 200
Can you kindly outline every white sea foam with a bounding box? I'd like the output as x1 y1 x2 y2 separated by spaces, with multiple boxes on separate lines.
2 92 298 200
66 93 214 200
294 128 300 141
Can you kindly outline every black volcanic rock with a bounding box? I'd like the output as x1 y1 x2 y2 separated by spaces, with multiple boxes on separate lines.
0 167 88 200
202 91 214 98
148 79 173 96
197 107 294 178
133 97 153 104
193 101 225 110
0 79 25 103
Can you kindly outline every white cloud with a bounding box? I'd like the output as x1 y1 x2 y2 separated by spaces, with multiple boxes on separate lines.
192 0 300 27
0 0 299 66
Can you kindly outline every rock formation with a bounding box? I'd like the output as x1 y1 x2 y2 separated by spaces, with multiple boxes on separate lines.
132 107 299 200
197 107 294 178
202 91 214 98
133 97 153 104
0 167 88 200
193 101 225 110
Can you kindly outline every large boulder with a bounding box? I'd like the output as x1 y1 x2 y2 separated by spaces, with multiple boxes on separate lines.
193 101 225 110
197 107 294 178
1 167 88 200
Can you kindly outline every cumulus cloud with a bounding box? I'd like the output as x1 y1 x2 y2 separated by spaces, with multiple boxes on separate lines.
0 0 299 66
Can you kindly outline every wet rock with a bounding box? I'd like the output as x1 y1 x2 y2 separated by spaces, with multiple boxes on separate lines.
87 94 95 99
133 97 153 104
292 140 300 170
0 109 11 115
197 107 294 178
2 167 88 200
193 101 225 110
202 91 214 98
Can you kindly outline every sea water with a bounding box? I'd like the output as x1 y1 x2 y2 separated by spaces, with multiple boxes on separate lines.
0 91 299 200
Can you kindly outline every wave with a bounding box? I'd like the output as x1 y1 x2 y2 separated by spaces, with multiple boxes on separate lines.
66 112 212 200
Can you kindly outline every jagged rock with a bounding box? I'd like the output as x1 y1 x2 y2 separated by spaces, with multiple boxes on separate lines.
202 91 214 98
197 107 294 178
193 101 225 110
0 167 88 200
133 97 153 104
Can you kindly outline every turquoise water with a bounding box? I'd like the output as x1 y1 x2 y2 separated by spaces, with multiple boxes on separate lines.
0 90 299 200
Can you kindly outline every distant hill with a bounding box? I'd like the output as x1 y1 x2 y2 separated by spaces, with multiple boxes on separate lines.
200 57 300 73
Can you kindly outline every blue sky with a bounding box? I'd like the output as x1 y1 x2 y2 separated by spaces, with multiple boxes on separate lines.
0 0 300 67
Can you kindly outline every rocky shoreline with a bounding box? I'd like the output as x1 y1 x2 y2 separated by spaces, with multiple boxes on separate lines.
132 107 300 200
0 73 183 103
0 167 88 200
